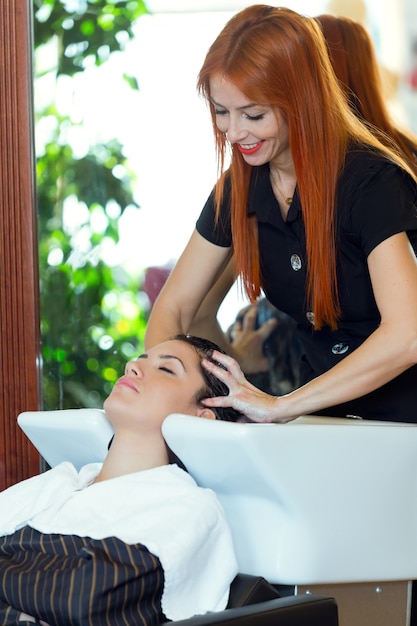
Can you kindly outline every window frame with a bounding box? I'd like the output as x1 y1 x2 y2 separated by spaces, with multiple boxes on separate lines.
0 0 42 488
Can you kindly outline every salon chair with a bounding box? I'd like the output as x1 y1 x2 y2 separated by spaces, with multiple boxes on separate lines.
17 408 339 625
162 588 338 625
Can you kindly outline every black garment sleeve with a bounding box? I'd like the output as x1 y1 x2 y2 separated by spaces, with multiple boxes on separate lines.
196 184 232 248
341 158 417 257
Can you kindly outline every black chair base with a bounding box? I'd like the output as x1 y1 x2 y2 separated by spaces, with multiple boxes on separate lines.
162 574 338 625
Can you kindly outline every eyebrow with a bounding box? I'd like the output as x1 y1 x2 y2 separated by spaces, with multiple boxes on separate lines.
137 353 187 372
210 97 259 112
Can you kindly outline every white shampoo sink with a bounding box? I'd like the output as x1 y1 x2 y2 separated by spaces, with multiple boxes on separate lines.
162 414 417 585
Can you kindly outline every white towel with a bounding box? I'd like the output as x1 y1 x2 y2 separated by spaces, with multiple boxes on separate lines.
0 462 238 620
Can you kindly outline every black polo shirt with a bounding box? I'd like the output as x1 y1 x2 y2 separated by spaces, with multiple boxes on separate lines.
196 147 417 422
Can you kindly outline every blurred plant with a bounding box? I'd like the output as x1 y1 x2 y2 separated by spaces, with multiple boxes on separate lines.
33 0 150 409
33 0 147 75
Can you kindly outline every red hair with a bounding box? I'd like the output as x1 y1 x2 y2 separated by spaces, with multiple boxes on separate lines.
197 5 416 329
317 14 417 175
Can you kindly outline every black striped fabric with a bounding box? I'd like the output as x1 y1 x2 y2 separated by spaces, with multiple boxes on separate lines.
0 526 165 626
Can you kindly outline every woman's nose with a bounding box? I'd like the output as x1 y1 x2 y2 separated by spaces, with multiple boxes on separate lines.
225 117 248 144
125 360 143 377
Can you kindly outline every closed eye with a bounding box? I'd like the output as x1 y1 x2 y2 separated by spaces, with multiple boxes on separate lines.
214 110 265 122
245 113 265 121
159 366 175 374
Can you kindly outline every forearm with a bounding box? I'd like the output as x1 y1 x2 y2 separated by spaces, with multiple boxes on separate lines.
276 322 417 420
202 322 417 423
189 314 234 354
189 258 235 352
145 230 232 349
145 297 188 348
147 296 237 356
265 234 417 420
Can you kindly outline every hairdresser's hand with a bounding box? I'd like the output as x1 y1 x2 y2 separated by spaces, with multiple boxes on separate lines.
202 350 295 423
227 305 277 374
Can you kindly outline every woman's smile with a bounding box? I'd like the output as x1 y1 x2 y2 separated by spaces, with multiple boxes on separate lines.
237 140 265 155
209 75 291 167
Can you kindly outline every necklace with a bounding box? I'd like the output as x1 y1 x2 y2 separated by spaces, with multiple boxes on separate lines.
269 167 293 205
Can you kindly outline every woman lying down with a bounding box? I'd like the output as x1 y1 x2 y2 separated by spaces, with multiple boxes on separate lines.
0 335 240 626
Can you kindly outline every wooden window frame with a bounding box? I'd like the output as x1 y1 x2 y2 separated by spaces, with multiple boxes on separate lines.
0 0 42 488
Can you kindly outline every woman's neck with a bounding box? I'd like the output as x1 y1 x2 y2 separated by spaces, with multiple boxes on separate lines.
93 431 169 483
268 164 297 219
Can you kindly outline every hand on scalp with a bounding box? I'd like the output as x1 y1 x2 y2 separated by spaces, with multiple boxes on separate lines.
201 350 289 423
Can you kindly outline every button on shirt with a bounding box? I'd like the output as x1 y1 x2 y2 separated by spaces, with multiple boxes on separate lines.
196 148 417 422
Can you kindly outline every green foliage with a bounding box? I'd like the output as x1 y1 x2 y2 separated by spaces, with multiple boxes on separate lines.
33 0 148 76
34 0 150 409
41 259 148 408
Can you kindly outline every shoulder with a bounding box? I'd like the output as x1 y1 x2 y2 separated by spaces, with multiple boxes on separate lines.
0 462 81 535
337 144 416 210
196 175 233 247
341 145 416 190
337 145 417 255
343 145 394 176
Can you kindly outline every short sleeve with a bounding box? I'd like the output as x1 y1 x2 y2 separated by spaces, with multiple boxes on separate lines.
196 185 232 248
343 159 417 257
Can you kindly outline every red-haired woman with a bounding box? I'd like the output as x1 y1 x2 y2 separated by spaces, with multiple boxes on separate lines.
186 13 417 399
145 5 417 424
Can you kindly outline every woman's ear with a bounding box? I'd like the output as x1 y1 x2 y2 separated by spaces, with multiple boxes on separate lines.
196 407 217 420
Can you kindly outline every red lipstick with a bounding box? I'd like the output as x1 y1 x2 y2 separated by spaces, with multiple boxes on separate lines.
237 140 265 155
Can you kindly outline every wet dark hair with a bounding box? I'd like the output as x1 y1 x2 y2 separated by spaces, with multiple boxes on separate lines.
172 334 242 422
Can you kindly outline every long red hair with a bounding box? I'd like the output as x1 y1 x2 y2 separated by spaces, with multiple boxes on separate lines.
317 14 417 175
197 5 416 329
